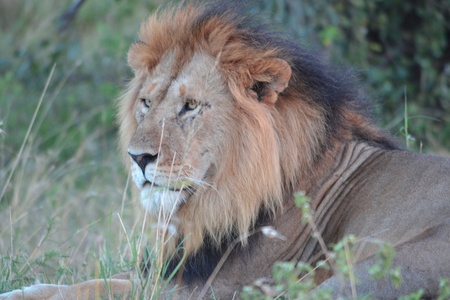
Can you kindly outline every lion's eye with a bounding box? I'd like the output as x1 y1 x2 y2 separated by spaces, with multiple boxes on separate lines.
185 99 199 110
141 98 151 108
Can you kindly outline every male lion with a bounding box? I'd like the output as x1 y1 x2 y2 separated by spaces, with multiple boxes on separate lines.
2 1 449 299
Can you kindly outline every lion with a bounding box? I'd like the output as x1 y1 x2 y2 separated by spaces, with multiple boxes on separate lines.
2 1 449 299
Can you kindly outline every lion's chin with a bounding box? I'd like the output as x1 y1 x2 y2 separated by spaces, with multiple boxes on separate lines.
139 183 186 217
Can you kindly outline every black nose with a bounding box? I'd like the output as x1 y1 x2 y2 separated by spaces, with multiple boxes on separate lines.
129 152 158 174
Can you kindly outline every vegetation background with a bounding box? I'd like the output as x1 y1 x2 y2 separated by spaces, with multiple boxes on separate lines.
0 0 448 295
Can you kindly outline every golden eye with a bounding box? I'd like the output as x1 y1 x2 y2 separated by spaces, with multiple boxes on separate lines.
142 98 151 108
186 99 199 110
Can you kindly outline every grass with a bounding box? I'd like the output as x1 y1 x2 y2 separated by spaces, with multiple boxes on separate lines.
0 0 448 299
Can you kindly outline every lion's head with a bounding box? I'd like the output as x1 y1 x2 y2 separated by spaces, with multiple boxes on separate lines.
118 2 396 257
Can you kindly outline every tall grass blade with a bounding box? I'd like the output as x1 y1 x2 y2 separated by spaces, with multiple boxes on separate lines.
0 64 56 203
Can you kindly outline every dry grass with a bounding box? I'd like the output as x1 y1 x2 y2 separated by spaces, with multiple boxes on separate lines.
0 75 133 291
0 71 165 295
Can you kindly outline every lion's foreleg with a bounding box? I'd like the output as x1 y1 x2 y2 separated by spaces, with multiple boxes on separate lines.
0 278 133 300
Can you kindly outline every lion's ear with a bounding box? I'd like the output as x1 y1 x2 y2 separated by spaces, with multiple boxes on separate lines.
248 58 292 105
127 41 152 72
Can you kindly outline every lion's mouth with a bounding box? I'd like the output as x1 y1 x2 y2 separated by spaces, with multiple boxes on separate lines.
142 180 189 193
138 178 197 216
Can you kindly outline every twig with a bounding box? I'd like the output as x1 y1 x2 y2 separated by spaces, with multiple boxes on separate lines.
198 229 260 299
58 0 87 32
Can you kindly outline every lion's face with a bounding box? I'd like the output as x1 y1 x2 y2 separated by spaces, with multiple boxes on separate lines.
127 52 232 217
118 6 304 254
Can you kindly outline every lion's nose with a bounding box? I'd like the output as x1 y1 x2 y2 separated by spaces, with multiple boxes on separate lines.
129 152 158 174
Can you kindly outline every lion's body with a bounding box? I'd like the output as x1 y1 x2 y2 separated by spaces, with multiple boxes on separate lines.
2 1 449 299
160 143 450 299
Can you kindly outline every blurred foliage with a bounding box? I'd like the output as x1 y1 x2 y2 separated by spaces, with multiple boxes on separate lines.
254 0 449 153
